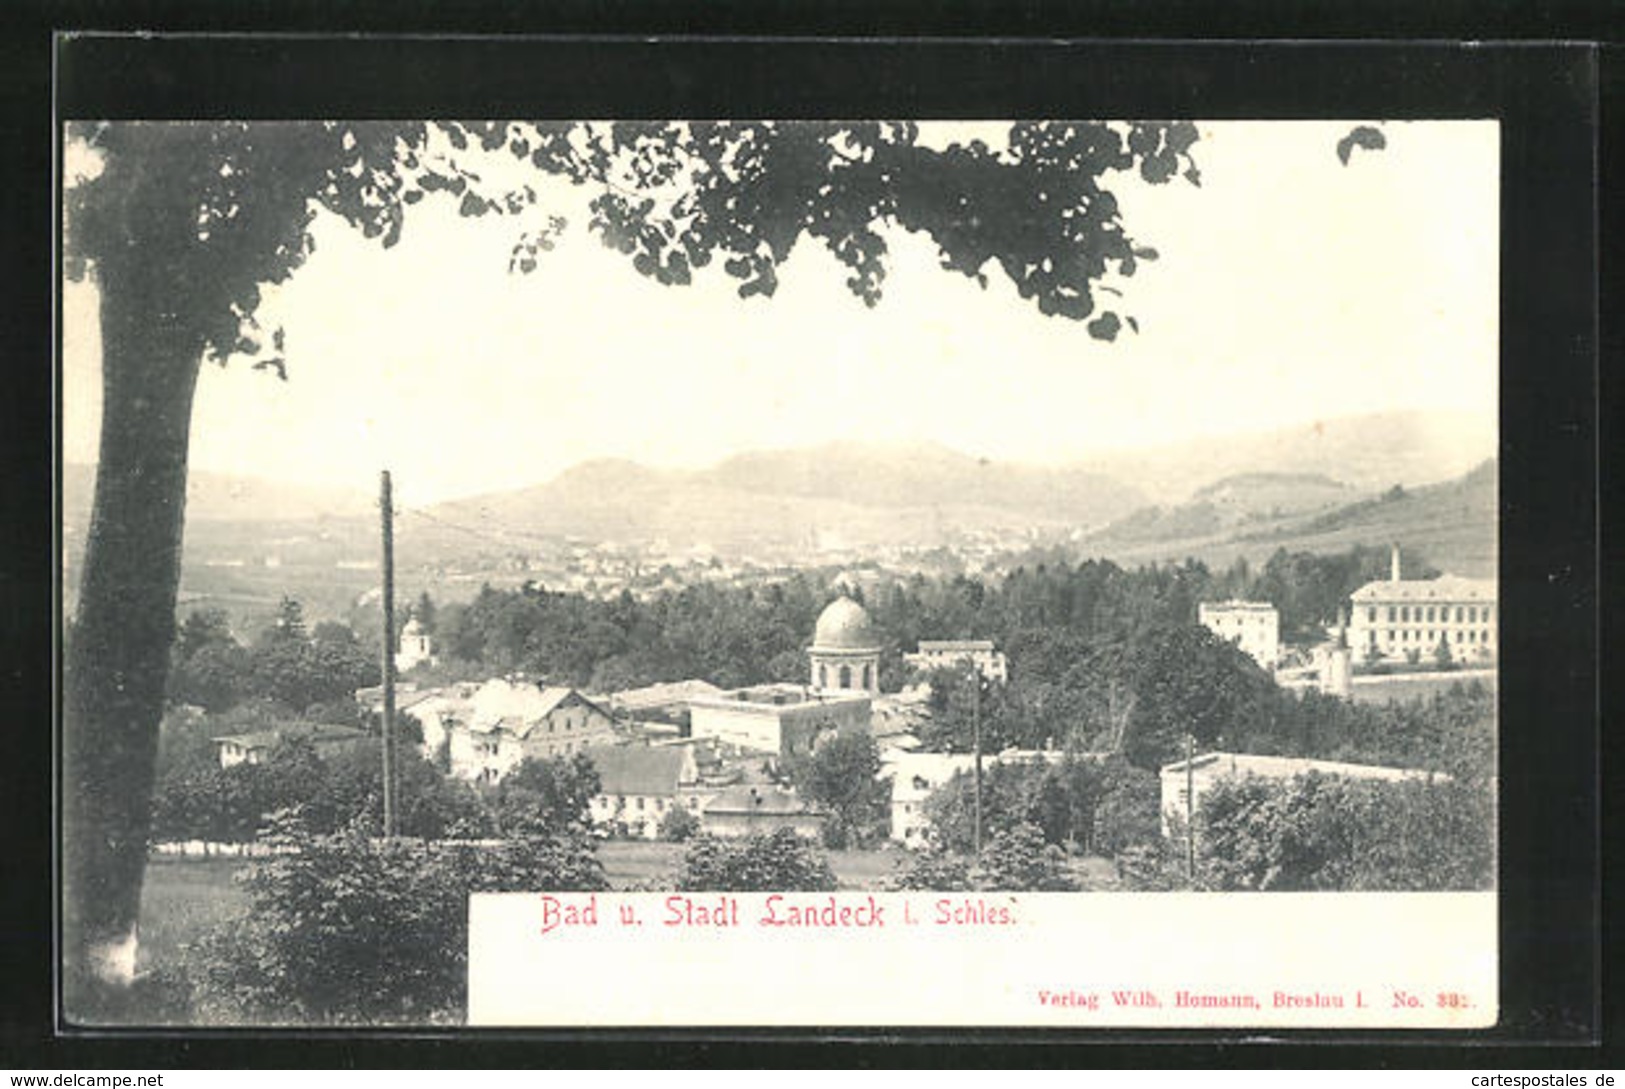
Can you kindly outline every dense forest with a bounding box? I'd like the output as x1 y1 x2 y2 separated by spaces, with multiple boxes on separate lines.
424 542 1428 688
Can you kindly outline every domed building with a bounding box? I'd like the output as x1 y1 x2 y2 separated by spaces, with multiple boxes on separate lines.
685 594 876 759
395 615 437 672
809 595 881 696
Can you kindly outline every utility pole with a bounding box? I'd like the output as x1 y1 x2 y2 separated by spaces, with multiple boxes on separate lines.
971 664 983 856
1184 731 1196 884
379 470 397 840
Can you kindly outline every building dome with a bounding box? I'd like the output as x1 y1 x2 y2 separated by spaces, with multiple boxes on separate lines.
812 596 879 652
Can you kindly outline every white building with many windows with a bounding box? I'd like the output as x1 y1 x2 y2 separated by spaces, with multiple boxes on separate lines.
904 639 1009 683
584 743 709 840
1198 600 1281 669
446 681 617 784
1346 547 1496 664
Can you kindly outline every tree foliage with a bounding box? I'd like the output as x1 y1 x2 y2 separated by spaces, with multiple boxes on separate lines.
974 822 1079 891
786 732 890 848
187 815 605 1024
149 706 492 844
923 754 1160 859
1193 771 1494 892
675 829 838 892
489 753 602 837
658 804 701 843
891 850 976 892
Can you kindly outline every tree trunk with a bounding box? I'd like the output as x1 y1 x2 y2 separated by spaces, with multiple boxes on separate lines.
62 265 202 1022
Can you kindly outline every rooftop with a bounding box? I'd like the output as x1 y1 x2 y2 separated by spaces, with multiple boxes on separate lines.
1349 575 1496 604
690 683 869 710
604 678 724 713
1159 751 1438 782
812 596 880 652
584 744 692 796
467 681 609 738
212 723 369 750
703 784 816 816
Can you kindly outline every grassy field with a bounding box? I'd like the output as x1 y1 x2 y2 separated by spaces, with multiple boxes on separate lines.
137 857 252 974
596 839 917 890
135 839 1120 990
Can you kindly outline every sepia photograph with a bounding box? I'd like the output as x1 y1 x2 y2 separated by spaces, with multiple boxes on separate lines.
61 114 1502 1029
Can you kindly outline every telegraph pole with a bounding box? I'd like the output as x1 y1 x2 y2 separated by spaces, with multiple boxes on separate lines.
971 664 983 856
1184 731 1196 883
379 470 397 840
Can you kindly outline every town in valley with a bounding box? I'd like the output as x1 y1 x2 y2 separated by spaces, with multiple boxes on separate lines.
61 117 1499 1026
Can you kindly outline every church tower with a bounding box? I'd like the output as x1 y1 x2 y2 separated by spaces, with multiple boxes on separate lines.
808 595 881 696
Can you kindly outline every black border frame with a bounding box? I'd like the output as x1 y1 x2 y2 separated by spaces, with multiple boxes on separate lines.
1 20 1607 1069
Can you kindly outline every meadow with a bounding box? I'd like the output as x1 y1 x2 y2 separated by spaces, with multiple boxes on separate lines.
135 838 1117 980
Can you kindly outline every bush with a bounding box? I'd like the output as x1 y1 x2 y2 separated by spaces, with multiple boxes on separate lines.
675 829 837 892
975 822 1078 892
1195 771 1494 892
786 732 890 849
1114 842 1187 891
890 850 974 892
1089 758 1164 858
658 804 701 843
187 814 605 1024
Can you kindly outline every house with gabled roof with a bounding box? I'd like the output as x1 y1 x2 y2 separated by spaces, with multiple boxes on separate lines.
212 722 370 769
583 742 710 840
701 784 824 839
446 679 617 784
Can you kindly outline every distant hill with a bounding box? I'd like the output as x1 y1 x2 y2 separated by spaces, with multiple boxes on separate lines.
1097 471 1358 544
60 410 1496 619
1079 410 1495 504
706 441 1147 520
62 463 374 529
1190 471 1356 515
1084 458 1497 578
430 442 1149 554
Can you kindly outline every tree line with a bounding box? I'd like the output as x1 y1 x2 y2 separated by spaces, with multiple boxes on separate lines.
167 597 379 715
417 544 1424 693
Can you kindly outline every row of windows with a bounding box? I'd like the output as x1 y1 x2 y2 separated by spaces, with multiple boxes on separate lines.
817 662 874 689
1369 628 1493 644
545 713 609 734
594 794 702 812
1369 604 1495 624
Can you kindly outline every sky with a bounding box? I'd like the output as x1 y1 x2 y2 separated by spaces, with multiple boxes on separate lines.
61 120 1499 508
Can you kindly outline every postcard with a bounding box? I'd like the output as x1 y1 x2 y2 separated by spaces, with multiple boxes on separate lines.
60 110 1504 1030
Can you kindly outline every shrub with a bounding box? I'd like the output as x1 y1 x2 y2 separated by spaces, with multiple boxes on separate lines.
891 850 974 892
675 829 837 892
975 822 1078 892
658 804 701 843
1089 757 1163 858
188 814 605 1024
1195 771 1494 892
1114 842 1187 892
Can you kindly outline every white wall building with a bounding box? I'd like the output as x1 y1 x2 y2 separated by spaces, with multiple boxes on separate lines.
584 743 709 840
446 681 617 784
808 596 882 696
1198 600 1280 669
1346 546 1496 665
395 617 436 672
904 640 1009 683
688 683 872 759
